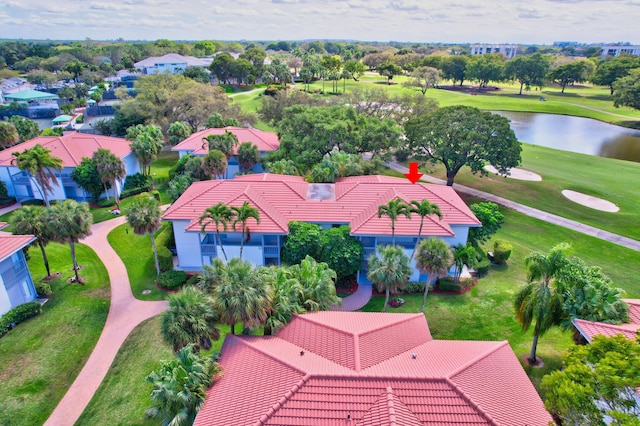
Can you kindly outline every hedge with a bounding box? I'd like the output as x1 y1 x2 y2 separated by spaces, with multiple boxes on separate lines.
157 270 188 291
437 277 475 293
156 225 175 250
402 281 426 294
119 185 152 200
0 302 42 336
157 246 174 273
492 240 513 264
35 281 52 298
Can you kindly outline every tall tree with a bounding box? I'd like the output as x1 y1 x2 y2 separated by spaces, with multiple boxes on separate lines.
0 122 19 149
48 200 93 284
161 287 220 352
403 66 441 94
124 196 163 276
514 243 569 365
11 144 63 207
231 201 260 260
145 345 217 426
466 53 505 89
237 142 259 173
592 56 640 95
10 205 53 277
377 62 403 84
613 68 640 110
440 56 468 86
343 60 366 81
504 53 550 95
201 149 227 180
71 157 105 202
198 202 234 261
547 59 596 93
202 130 238 160
93 148 126 206
377 197 411 246
405 106 521 186
167 121 192 146
210 258 271 335
542 334 640 425
128 125 164 176
367 245 412 312
409 199 442 257
414 237 454 313
7 116 40 143
468 202 505 246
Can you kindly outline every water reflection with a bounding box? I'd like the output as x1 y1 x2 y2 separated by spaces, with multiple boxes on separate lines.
493 111 640 163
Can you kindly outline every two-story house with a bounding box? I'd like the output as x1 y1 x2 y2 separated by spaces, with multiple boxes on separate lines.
0 223 37 316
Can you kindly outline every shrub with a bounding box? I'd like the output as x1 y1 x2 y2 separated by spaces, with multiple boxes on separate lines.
157 246 174 273
123 173 153 191
21 199 45 206
185 273 201 287
403 281 426 294
157 270 188 291
76 114 84 124
0 181 9 199
474 246 491 277
0 302 42 336
156 224 175 249
120 186 151 199
96 198 116 208
492 240 513 264
0 196 16 207
150 190 161 202
437 277 475 293
35 281 52 298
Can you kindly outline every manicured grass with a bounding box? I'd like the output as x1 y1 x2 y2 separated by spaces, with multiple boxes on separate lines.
107 222 168 301
78 314 237 424
77 316 174 426
361 203 639 397
151 150 179 180
0 242 109 426
409 142 640 240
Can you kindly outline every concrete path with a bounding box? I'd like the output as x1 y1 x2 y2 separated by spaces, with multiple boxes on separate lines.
0 202 21 216
44 216 168 426
387 162 640 252
332 283 373 311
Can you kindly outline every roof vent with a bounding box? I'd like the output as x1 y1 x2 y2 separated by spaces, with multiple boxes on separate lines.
347 413 351 421
411 353 417 359
300 350 304 356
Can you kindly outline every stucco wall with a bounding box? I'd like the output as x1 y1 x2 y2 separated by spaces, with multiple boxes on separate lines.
172 221 203 269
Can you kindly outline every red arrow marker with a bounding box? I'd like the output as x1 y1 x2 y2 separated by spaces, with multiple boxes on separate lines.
404 162 423 184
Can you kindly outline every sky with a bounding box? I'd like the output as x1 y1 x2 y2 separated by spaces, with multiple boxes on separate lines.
0 0 638 45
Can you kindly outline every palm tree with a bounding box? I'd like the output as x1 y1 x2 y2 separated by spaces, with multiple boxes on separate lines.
377 197 411 246
452 243 478 283
161 287 220 352
12 144 63 207
237 141 259 173
515 243 570 365
93 148 126 207
367 245 412 312
201 149 227 180
210 258 271 335
129 126 164 176
202 130 238 160
145 345 217 426
0 122 19 149
262 266 305 335
47 200 93 283
231 201 260 260
289 256 340 311
124 196 162 276
409 199 442 258
10 205 53 277
198 202 235 261
197 258 226 293
414 238 454 313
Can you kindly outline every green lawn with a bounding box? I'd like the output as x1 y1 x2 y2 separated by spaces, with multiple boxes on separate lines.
77 314 235 425
409 142 640 241
107 222 168 301
0 242 109 426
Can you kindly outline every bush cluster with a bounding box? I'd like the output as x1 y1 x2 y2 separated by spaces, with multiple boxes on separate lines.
157 246 174 273
157 270 188 291
402 281 426 294
492 240 513 264
35 281 52 298
123 173 153 191
437 277 475 293
0 302 42 336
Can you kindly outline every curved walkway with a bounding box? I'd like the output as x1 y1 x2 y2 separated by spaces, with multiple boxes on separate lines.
332 283 373 311
44 216 168 426
387 162 640 252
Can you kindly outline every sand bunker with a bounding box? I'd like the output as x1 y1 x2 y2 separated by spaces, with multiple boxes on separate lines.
484 165 542 181
562 190 620 212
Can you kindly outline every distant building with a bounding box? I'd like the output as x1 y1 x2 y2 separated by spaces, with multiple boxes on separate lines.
2 89 60 119
553 41 579 48
600 45 640 57
134 53 213 75
470 44 518 59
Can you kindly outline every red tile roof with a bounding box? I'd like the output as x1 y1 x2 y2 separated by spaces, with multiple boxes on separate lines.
573 299 640 342
194 312 552 426
0 133 134 168
0 233 36 262
171 127 280 156
163 174 480 237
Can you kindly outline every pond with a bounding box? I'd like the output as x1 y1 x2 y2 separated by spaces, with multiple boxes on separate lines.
493 111 640 163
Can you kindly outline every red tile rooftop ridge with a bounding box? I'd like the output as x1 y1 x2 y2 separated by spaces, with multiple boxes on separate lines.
255 373 312 426
447 340 510 379
446 378 496 425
